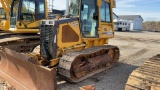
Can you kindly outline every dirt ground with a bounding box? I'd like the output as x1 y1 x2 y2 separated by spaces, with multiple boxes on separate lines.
0 31 160 90
57 31 160 90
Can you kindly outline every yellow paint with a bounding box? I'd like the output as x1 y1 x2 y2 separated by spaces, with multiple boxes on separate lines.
0 0 48 33
57 21 82 49
0 0 11 31
82 0 114 48
82 38 109 48
97 0 102 6
1 0 116 64
50 58 60 67
54 0 115 56
0 19 10 31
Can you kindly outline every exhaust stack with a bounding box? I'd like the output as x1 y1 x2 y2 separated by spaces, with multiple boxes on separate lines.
66 0 69 15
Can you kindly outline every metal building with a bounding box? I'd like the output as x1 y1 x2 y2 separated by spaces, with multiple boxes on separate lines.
118 15 144 30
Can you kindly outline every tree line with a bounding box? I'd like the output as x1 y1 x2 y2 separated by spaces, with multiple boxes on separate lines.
143 21 160 31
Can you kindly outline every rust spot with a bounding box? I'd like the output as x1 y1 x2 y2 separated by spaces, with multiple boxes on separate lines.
62 25 79 43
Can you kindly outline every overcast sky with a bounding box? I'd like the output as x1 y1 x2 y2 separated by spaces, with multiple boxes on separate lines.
48 0 67 10
50 0 160 21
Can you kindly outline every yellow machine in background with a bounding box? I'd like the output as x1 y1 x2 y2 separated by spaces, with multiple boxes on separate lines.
0 7 10 31
0 0 48 33
9 0 48 33
0 0 119 90
0 7 6 21
0 0 49 53
0 0 11 31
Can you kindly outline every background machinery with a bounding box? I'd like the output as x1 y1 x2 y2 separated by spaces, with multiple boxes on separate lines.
0 0 11 31
0 0 119 90
125 54 160 90
0 0 49 52
0 0 48 33
0 7 8 30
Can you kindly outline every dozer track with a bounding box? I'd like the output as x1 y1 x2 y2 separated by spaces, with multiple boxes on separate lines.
58 45 120 83
0 32 40 52
125 54 160 90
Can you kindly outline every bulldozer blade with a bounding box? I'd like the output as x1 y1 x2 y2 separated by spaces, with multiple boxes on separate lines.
0 48 57 90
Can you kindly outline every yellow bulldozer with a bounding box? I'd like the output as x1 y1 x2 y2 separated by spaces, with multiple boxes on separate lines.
0 0 119 90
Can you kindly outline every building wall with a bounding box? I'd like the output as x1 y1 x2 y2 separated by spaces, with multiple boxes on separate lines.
130 22 134 30
132 17 143 30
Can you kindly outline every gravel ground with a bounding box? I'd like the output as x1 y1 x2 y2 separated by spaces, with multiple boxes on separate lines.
0 78 15 90
57 31 160 90
0 31 160 90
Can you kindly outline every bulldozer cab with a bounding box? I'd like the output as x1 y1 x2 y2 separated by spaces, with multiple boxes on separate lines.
10 0 46 27
80 1 99 37
70 0 115 38
9 0 47 33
